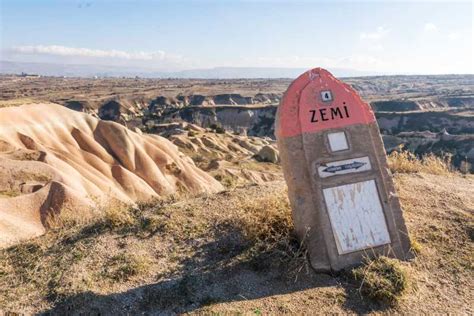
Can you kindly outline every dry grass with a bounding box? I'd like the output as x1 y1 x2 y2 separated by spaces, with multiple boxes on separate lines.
0 183 301 313
388 150 453 175
105 253 151 281
44 199 136 231
213 173 238 188
236 194 293 245
217 192 310 277
0 200 158 311
103 202 138 228
0 189 21 198
352 256 409 306
0 172 472 314
0 98 47 108
409 238 422 255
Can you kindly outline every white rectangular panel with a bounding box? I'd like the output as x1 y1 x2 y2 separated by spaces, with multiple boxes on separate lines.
323 180 391 255
327 132 348 151
317 156 371 178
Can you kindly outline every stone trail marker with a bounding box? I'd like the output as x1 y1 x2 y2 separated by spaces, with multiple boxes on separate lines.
276 68 411 272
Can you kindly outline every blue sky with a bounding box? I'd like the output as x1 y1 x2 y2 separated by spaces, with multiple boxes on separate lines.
0 0 472 74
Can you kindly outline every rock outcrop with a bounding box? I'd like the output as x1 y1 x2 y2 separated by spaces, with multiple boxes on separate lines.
149 122 283 186
255 145 279 163
376 111 474 135
98 100 122 121
370 97 474 112
145 106 277 137
146 93 282 115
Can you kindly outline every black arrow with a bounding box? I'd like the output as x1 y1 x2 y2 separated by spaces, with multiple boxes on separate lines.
322 161 366 173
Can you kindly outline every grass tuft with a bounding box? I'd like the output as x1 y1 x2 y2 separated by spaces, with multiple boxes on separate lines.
388 150 453 175
223 193 306 274
214 173 238 188
105 253 151 281
352 256 409 306
0 189 21 197
238 195 293 244
103 202 137 228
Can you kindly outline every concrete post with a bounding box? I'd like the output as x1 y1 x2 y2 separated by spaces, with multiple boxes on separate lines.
276 68 412 272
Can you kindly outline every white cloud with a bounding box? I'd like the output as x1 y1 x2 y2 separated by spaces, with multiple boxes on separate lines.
424 23 438 32
10 45 183 63
448 32 461 40
245 55 391 72
368 44 384 52
360 26 390 41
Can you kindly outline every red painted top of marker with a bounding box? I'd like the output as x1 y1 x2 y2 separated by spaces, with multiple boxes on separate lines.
276 68 376 138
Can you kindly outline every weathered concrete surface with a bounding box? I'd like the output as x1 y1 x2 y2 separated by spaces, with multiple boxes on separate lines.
276 68 412 271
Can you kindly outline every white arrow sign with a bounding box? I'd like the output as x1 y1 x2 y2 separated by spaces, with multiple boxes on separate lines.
317 156 372 178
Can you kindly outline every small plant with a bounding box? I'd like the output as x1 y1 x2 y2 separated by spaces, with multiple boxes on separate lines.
106 253 151 281
214 174 237 188
208 123 226 134
187 130 197 137
352 256 408 306
410 238 422 255
140 215 165 234
103 202 137 228
0 189 21 197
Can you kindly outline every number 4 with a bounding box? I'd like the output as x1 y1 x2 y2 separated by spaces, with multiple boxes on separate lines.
320 90 333 102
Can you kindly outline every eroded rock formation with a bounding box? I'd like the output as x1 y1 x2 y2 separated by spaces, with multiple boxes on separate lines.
0 103 223 246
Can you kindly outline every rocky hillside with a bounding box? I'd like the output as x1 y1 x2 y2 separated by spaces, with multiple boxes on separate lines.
143 108 474 172
162 122 282 186
371 96 474 111
0 103 222 247
376 110 474 134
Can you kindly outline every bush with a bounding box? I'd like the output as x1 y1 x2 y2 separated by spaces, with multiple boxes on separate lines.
352 256 408 305
103 202 137 228
388 150 452 175
208 123 226 134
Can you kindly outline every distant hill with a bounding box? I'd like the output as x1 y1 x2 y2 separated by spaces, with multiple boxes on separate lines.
170 67 381 78
0 60 381 78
